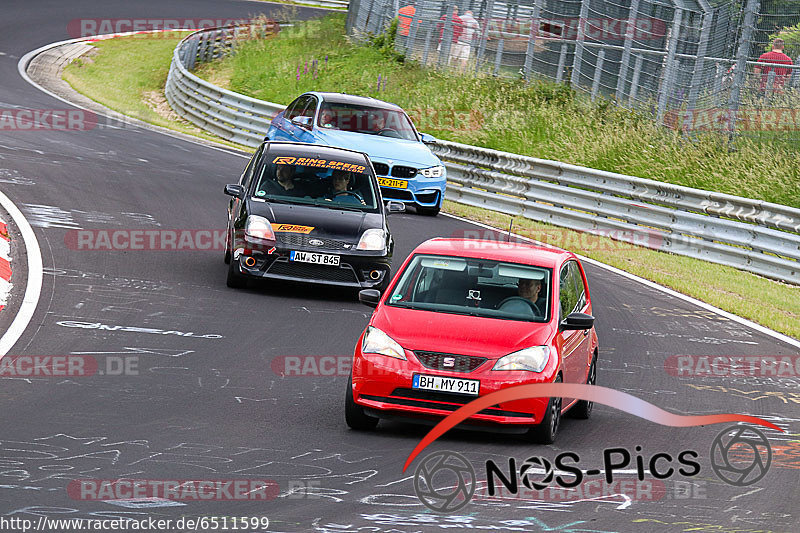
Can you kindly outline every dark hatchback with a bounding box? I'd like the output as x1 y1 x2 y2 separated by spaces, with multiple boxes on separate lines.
224 142 402 290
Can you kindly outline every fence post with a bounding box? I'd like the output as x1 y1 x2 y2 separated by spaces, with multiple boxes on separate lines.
570 0 589 90
422 24 434 66
683 3 714 133
793 56 800 88
406 0 423 56
726 0 759 142
591 49 606 100
475 0 494 73
523 0 542 81
657 5 684 123
556 42 568 83
439 3 455 69
615 0 641 102
493 38 504 75
629 54 643 104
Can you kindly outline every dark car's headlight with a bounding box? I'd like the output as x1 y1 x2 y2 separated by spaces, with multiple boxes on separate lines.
245 215 276 243
492 346 550 372
362 326 406 360
419 165 445 178
357 229 386 251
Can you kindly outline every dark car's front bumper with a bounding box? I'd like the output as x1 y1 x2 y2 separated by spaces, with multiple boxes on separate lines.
232 244 391 288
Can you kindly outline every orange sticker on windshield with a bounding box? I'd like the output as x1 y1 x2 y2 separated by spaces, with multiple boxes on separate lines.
271 224 314 234
272 156 365 173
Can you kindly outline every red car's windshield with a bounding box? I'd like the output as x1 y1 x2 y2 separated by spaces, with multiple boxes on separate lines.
317 102 419 141
387 254 551 322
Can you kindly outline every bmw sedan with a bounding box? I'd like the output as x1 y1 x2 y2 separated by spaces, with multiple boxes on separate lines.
265 92 446 216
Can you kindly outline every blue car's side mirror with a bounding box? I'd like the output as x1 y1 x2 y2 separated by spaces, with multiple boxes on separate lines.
420 133 437 145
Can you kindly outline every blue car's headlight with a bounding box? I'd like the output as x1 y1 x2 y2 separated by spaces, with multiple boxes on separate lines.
419 165 445 178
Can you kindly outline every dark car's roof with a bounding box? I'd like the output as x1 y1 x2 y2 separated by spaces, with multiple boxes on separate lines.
263 141 369 164
313 92 403 111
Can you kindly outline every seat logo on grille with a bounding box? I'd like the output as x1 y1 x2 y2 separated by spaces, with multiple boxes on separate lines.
308 239 324 246
442 357 456 368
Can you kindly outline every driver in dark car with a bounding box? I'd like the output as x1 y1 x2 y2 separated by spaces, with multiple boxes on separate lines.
326 170 365 205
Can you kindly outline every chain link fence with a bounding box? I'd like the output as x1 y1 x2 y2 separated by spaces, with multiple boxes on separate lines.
346 0 800 144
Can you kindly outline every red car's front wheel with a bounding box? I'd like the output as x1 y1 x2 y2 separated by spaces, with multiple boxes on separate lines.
345 376 379 430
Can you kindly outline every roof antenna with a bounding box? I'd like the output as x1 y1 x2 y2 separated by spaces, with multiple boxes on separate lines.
507 218 513 242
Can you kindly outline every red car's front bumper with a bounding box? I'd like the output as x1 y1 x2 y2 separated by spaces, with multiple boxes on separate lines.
351 347 555 427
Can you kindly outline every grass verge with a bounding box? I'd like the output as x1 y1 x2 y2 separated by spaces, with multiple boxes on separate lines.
195 14 800 209
60 24 800 340
62 33 250 151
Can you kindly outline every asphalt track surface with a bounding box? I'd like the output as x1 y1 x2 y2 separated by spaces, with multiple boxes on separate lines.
1 2 799 532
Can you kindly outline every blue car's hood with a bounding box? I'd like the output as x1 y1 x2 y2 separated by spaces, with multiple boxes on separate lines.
314 129 441 167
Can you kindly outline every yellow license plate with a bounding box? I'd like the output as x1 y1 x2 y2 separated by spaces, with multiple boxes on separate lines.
378 177 408 189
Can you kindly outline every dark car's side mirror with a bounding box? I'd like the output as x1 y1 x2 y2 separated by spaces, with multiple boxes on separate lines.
224 184 245 197
420 132 437 145
291 116 313 129
386 201 406 214
560 312 595 331
359 289 382 308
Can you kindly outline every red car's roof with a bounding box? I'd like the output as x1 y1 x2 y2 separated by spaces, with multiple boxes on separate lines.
411 238 575 269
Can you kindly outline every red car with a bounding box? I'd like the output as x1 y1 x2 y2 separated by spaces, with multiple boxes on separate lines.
345 238 599 443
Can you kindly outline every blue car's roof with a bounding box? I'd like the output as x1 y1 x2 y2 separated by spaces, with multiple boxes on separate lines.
310 92 403 112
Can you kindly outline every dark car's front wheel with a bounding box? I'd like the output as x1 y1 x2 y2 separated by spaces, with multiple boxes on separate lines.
226 258 248 289
525 374 562 444
345 376 379 430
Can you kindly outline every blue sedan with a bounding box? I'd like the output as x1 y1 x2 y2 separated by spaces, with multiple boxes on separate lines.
265 92 446 216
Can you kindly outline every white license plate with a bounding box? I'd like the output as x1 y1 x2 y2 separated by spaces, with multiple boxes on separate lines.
412 374 480 396
289 251 340 266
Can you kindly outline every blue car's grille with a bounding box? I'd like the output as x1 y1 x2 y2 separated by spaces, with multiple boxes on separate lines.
391 166 418 179
373 163 389 176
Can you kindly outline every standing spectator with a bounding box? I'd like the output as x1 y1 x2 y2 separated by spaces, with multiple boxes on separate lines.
437 6 465 65
754 38 793 95
398 2 416 37
454 9 480 69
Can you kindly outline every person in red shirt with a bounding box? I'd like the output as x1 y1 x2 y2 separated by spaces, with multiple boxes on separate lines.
436 6 465 65
754 38 793 94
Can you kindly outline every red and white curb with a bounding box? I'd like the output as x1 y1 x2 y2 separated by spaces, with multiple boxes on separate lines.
0 217 11 312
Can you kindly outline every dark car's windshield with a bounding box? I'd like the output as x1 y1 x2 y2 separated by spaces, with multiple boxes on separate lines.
252 153 380 211
317 102 419 141
387 254 552 322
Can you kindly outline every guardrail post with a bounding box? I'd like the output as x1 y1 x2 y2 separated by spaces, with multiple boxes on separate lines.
628 54 643 104
726 0 759 143
493 38 504 75
615 0 641 102
591 49 605 101
570 0 589 90
657 5 683 123
523 0 542 81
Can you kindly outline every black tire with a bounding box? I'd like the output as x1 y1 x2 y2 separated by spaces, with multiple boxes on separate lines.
417 204 440 216
571 353 597 420
525 374 562 444
224 230 231 264
226 258 247 289
345 377 379 430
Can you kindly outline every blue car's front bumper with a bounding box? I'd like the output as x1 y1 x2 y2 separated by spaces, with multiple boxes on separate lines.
372 163 446 208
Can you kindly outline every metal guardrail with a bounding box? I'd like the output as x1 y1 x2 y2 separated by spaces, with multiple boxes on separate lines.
165 25 800 285
299 0 349 8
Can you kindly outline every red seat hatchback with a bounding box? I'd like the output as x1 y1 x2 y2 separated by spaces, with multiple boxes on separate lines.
345 238 599 443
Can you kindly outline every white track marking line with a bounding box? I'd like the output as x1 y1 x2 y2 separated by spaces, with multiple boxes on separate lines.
0 190 43 356
442 212 800 350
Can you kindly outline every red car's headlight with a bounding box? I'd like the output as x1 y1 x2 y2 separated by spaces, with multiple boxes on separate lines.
492 346 550 372
362 326 406 360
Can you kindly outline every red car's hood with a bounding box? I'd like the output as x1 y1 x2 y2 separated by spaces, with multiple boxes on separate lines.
371 306 555 359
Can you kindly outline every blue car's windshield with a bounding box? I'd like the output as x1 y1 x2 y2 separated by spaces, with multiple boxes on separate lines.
317 102 419 141
252 154 380 211
387 254 552 322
